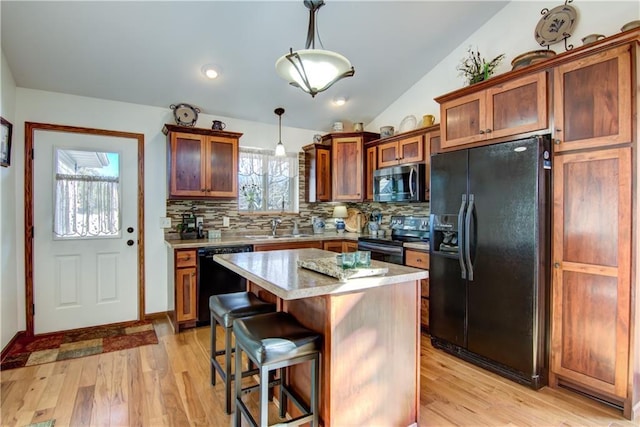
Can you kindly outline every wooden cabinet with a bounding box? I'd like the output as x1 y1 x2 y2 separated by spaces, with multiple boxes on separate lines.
405 249 430 332
303 143 331 202
377 135 424 167
552 45 632 153
424 130 439 201
323 132 379 202
550 147 632 403
253 240 323 252
365 145 377 201
163 124 241 199
174 249 197 325
437 71 548 149
323 240 358 253
343 240 358 252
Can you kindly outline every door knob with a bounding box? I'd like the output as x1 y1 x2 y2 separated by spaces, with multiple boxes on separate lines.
127 240 135 246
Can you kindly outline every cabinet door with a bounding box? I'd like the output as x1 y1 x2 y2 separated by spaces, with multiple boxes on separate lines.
365 146 377 201
342 241 358 252
316 147 332 201
551 147 631 398
398 135 424 164
553 45 632 153
176 267 197 322
323 241 344 253
486 71 548 140
424 131 438 200
440 91 486 149
332 136 363 201
378 141 399 168
170 132 206 197
205 136 238 197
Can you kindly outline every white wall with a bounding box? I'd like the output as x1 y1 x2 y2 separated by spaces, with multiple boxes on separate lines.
368 1 640 131
1 51 18 349
7 88 318 343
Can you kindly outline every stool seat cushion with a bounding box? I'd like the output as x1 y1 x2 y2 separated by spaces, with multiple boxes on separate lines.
234 312 321 365
209 292 276 328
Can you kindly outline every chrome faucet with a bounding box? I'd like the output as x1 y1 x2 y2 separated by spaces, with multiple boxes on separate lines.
271 217 282 236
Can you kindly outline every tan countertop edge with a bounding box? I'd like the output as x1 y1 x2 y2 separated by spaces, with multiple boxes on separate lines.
164 232 360 249
404 242 430 251
213 248 428 300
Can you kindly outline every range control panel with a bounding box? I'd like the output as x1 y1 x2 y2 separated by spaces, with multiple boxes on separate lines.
390 216 430 231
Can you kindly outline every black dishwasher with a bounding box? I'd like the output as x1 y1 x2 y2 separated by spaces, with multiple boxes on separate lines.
197 245 253 326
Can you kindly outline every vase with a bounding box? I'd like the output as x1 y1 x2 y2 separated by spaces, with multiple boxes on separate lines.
247 200 258 213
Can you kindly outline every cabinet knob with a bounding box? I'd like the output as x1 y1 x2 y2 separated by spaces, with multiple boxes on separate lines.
554 262 560 268
554 139 561 145
201 189 206 192
485 129 492 133
479 130 485 134
556 128 562 132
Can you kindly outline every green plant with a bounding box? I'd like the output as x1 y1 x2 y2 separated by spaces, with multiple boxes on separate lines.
457 47 505 85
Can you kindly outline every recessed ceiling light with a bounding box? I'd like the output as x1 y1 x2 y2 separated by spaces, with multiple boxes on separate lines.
201 64 219 79
333 96 346 106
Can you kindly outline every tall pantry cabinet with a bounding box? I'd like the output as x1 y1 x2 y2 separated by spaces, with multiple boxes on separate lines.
549 38 637 419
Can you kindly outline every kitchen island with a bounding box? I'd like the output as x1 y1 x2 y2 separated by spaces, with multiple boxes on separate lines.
214 248 428 427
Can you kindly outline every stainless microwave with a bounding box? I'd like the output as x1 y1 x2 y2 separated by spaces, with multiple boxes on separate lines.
373 163 426 202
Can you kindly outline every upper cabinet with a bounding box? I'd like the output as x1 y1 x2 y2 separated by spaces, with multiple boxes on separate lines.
437 71 548 149
163 124 241 199
552 44 632 153
303 143 332 202
377 134 424 167
324 132 379 202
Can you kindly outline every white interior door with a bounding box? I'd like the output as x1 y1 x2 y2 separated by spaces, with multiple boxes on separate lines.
33 130 138 334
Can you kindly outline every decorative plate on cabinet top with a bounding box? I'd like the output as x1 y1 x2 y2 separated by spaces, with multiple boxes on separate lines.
534 3 578 47
170 103 200 127
399 115 417 133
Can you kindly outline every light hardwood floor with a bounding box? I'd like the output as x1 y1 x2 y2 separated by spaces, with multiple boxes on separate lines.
1 317 636 426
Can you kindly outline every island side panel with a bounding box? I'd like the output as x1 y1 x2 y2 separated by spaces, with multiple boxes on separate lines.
284 280 420 427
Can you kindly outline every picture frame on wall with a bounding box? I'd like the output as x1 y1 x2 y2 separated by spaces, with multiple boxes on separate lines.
1 117 12 167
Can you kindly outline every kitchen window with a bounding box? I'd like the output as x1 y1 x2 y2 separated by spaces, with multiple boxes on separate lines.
238 149 298 213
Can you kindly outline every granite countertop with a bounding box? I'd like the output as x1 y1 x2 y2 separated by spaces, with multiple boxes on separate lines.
213 248 428 300
403 241 430 251
165 231 360 249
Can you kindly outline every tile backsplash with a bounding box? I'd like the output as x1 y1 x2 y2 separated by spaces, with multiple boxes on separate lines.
165 152 429 238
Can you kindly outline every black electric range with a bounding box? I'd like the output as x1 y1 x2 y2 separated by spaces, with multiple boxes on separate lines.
357 216 429 264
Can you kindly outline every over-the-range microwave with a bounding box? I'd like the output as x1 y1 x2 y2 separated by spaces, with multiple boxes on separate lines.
373 163 426 202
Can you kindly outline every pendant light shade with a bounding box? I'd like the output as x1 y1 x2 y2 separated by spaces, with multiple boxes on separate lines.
275 0 354 97
274 107 286 157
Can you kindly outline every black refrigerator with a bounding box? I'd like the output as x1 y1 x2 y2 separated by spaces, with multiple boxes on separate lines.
429 135 551 389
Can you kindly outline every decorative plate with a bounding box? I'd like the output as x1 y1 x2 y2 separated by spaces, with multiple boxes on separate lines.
399 115 417 133
170 103 200 127
534 3 577 47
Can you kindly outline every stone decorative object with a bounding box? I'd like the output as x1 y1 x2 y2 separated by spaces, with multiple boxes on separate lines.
297 257 388 283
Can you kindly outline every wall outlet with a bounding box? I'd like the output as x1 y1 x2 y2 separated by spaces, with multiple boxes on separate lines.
160 217 172 228
222 216 230 227
196 216 204 228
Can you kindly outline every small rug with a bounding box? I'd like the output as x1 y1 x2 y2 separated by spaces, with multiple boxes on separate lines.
0 321 158 371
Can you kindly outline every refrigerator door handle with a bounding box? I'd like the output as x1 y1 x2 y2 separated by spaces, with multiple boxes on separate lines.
458 194 467 279
465 193 475 281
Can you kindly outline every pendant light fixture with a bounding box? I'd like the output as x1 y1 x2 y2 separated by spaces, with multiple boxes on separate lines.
274 107 286 157
275 0 354 98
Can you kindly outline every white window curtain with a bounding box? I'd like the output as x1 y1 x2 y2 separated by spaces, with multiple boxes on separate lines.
54 174 120 238
238 149 298 212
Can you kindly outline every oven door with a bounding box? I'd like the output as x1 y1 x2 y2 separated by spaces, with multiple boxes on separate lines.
357 240 404 265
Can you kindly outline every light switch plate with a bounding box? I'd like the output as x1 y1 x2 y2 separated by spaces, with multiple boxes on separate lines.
160 217 172 228
222 216 230 227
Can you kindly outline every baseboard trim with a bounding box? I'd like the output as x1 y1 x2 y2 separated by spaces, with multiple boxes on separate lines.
144 311 169 321
1 330 26 361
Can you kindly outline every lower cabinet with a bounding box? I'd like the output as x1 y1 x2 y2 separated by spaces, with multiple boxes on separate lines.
405 249 430 332
323 240 358 253
172 249 197 332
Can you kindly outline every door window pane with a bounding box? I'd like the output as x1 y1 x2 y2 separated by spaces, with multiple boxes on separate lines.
54 149 121 238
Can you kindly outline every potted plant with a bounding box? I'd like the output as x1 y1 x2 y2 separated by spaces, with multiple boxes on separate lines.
457 47 505 86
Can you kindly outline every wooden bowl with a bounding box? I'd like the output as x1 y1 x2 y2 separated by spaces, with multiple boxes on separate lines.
511 50 557 71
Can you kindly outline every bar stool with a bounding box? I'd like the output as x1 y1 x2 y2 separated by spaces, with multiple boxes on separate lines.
209 292 276 414
233 311 321 427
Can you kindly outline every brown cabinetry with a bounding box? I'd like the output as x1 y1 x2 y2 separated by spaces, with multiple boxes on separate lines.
365 146 377 201
377 135 424 167
173 249 197 328
437 71 548 149
303 143 331 202
323 132 379 202
323 240 358 253
163 124 241 199
551 146 632 404
552 45 632 153
405 249 430 332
